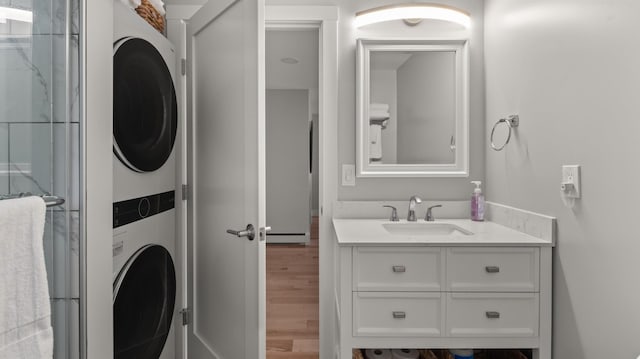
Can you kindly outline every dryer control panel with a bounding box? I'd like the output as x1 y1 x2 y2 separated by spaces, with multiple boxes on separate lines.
113 191 175 228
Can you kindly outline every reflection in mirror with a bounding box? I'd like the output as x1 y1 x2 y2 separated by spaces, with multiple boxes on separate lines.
356 39 469 177
370 50 455 164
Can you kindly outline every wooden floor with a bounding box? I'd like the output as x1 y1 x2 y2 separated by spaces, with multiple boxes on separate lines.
266 217 319 359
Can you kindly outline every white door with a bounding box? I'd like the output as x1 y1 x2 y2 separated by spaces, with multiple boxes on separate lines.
186 0 265 358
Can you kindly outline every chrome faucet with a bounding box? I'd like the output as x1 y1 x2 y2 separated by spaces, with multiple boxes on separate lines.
383 205 399 221
425 204 443 221
407 196 422 221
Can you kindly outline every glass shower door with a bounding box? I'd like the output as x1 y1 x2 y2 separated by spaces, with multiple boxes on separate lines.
0 0 80 357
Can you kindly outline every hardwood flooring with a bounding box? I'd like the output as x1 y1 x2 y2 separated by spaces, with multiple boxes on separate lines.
266 217 319 359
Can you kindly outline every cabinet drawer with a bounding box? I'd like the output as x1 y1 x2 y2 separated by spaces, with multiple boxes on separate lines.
353 247 443 291
446 247 539 292
446 292 539 337
353 292 443 337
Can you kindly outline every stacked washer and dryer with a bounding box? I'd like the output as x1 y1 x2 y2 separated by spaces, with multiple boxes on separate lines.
112 1 178 358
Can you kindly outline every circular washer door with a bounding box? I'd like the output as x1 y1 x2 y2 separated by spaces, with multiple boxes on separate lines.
113 38 178 172
114 245 176 359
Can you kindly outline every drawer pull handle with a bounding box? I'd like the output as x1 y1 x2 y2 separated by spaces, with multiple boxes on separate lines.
485 266 500 273
393 311 406 319
486 311 500 319
392 265 406 273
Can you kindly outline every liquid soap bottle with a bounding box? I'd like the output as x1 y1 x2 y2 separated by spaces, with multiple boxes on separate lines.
470 181 484 221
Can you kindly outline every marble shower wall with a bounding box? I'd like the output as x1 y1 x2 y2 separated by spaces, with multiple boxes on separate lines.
0 0 80 358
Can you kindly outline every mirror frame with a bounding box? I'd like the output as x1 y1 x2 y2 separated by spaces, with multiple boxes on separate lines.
356 38 469 177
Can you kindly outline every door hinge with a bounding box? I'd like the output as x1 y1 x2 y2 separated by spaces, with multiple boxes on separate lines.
179 308 191 326
181 184 189 201
181 58 187 76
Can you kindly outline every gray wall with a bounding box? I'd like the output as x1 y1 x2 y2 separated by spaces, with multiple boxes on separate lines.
266 0 485 201
397 52 455 164
266 89 311 232
485 0 640 357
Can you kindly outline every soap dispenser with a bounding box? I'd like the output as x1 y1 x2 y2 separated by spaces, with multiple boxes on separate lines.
470 181 484 221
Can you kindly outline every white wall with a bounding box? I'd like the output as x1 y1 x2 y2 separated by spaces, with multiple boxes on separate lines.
84 0 114 357
484 1 640 357
267 0 485 202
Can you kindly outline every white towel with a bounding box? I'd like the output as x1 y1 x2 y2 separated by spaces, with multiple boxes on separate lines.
0 197 52 359
370 103 389 112
147 0 166 15
391 349 420 359
119 0 141 9
369 124 383 161
365 349 392 359
370 110 390 121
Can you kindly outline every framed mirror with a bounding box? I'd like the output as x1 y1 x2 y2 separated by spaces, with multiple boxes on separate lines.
356 39 469 177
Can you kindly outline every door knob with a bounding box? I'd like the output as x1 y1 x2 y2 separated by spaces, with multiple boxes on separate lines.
227 224 255 241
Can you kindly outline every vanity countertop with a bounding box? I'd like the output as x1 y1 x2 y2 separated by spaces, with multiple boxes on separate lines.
332 218 554 247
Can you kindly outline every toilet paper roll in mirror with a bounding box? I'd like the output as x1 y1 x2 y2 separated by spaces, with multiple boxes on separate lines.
365 349 392 359
391 349 420 359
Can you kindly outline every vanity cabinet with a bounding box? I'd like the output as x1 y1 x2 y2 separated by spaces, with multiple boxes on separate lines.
335 244 552 359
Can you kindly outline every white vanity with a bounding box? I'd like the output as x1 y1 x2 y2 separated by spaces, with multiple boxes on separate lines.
332 218 554 359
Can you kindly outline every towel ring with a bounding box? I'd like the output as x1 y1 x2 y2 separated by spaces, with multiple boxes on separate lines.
490 115 519 151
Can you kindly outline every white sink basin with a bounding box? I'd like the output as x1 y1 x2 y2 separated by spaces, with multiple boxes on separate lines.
382 222 473 236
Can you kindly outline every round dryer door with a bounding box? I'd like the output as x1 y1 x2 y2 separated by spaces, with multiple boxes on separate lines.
114 245 176 359
113 38 178 172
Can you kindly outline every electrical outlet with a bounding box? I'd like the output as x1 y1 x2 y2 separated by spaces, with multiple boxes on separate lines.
342 164 356 186
562 165 581 198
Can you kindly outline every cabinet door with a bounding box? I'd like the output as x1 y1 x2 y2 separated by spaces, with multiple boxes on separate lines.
446 247 539 292
353 247 443 291
353 292 443 337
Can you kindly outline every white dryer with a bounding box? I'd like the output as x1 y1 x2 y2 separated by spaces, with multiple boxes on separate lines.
113 0 178 203
112 2 178 359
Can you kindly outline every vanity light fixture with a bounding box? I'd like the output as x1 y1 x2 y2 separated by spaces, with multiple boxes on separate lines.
354 3 470 28
0 6 33 23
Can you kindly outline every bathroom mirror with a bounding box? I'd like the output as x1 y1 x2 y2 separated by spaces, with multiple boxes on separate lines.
356 39 469 177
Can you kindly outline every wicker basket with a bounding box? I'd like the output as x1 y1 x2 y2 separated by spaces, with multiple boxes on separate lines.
353 349 365 359
135 0 165 33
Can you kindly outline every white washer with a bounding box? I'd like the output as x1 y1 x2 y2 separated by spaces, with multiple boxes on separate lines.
113 195 177 359
113 0 178 203
112 2 178 359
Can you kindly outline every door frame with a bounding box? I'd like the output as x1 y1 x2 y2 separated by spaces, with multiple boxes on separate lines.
265 6 339 358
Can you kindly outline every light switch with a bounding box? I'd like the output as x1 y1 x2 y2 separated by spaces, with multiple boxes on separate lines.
342 164 356 186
